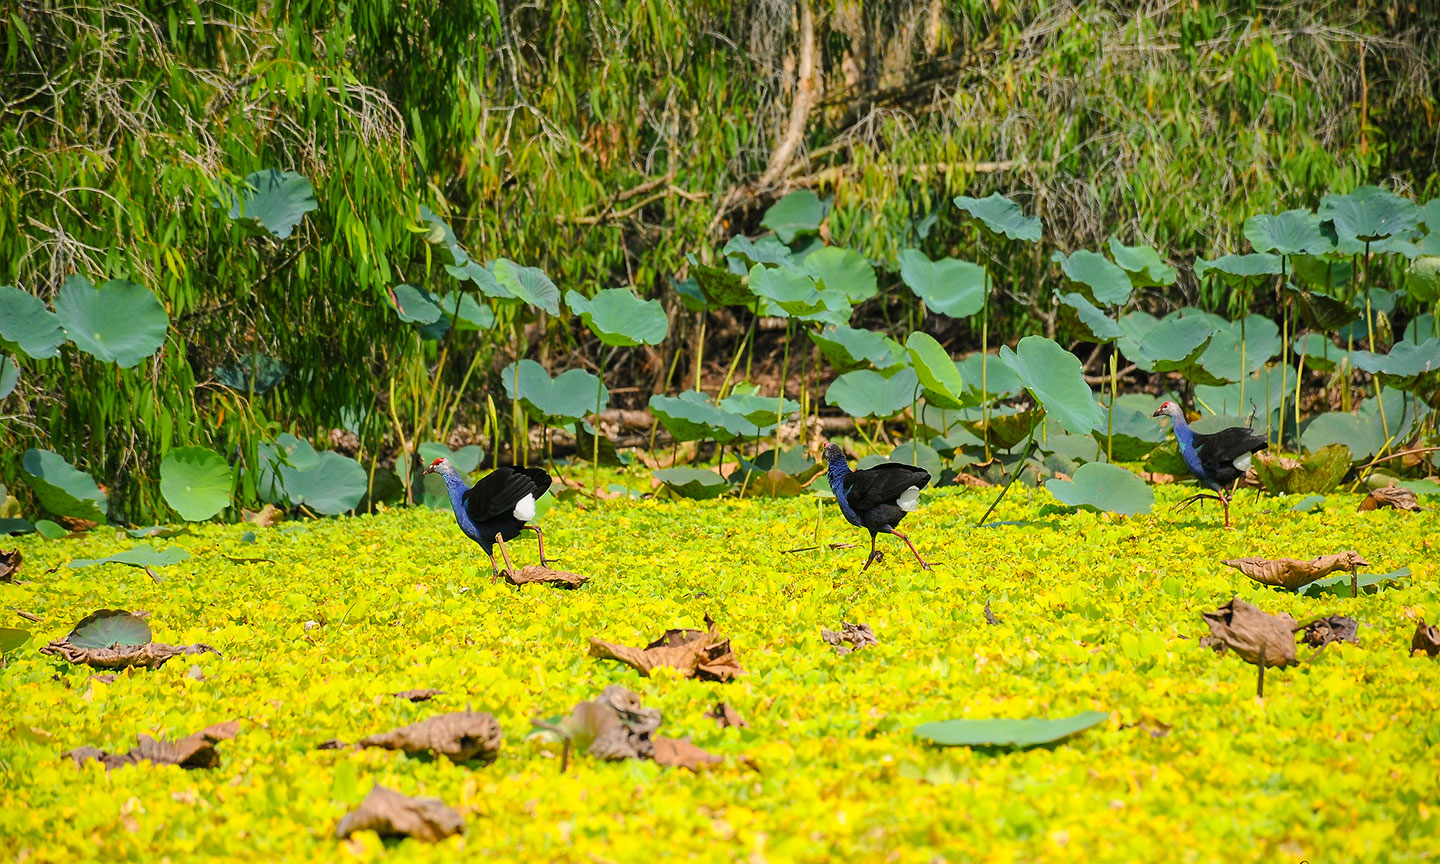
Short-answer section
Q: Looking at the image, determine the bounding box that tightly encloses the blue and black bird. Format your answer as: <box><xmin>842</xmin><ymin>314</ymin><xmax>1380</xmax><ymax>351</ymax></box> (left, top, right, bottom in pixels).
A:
<box><xmin>822</xmin><ymin>443</ymin><xmax>935</xmax><ymax>570</ymax></box>
<box><xmin>1152</xmin><ymin>401</ymin><xmax>1266</xmax><ymax>528</ymax></box>
<box><xmin>423</xmin><ymin>458</ymin><xmax>556</xmax><ymax>580</ymax></box>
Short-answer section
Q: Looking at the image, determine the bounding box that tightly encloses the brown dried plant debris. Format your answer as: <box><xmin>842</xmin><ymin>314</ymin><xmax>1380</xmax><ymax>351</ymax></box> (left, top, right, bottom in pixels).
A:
<box><xmin>357</xmin><ymin>711</ymin><xmax>503</xmax><ymax>763</ymax></box>
<box><xmin>242</xmin><ymin>504</ymin><xmax>285</xmax><ymax>526</ymax></box>
<box><xmin>531</xmin><ymin>685</ymin><xmax>723</xmax><ymax>769</ymax></box>
<box><xmin>652</xmin><ymin>736</ymin><xmax>725</xmax><ymax>771</ymax></box>
<box><xmin>0</xmin><ymin>548</ymin><xmax>20</xmax><ymax>582</ymax></box>
<box><xmin>589</xmin><ymin>615</ymin><xmax>742</xmax><ymax>681</ymax></box>
<box><xmin>1221</xmin><ymin>551</ymin><xmax>1369</xmax><ymax>591</ymax></box>
<box><xmin>392</xmin><ymin>689</ymin><xmax>443</xmax><ymax>702</ymax></box>
<box><xmin>66</xmin><ymin>721</ymin><xmax>239</xmax><ymax>771</ymax></box>
<box><xmin>1298</xmin><ymin>615</ymin><xmax>1360</xmax><ymax>647</ymax></box>
<box><xmin>821</xmin><ymin>621</ymin><xmax>878</xmax><ymax>655</ymax></box>
<box><xmin>505</xmin><ymin>565</ymin><xmax>588</xmax><ymax>589</ymax></box>
<box><xmin>1199</xmin><ymin>598</ymin><xmax>1296</xmax><ymax>667</ymax></box>
<box><xmin>335</xmin><ymin>785</ymin><xmax>464</xmax><ymax>843</ymax></box>
<box><xmin>40</xmin><ymin>639</ymin><xmax>220</xmax><ymax>670</ymax></box>
<box><xmin>704</xmin><ymin>702</ymin><xmax>749</xmax><ymax>729</ymax></box>
<box><xmin>1358</xmin><ymin>485</ymin><xmax>1423</xmax><ymax>512</ymax></box>
<box><xmin>1411</xmin><ymin>620</ymin><xmax>1440</xmax><ymax>657</ymax></box>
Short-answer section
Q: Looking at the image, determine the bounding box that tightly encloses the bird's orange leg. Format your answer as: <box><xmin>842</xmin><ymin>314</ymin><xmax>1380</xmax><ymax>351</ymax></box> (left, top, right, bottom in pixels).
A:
<box><xmin>861</xmin><ymin>534</ymin><xmax>882</xmax><ymax>571</ymax></box>
<box><xmin>1220</xmin><ymin>490</ymin><xmax>1232</xmax><ymax>529</ymax></box>
<box><xmin>891</xmin><ymin>530</ymin><xmax>936</xmax><ymax>571</ymax></box>
<box><xmin>524</xmin><ymin>525</ymin><xmax>559</xmax><ymax>567</ymax></box>
<box><xmin>1173</xmin><ymin>492</ymin><xmax>1222</xmax><ymax>513</ymax></box>
<box><xmin>493</xmin><ymin>532</ymin><xmax>516</xmax><ymax>583</ymax></box>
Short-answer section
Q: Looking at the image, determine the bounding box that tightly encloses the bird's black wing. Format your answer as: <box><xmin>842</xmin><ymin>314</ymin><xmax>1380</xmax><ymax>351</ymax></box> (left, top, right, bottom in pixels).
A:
<box><xmin>1192</xmin><ymin>426</ymin><xmax>1267</xmax><ymax>485</ymax></box>
<box><xmin>461</xmin><ymin>467</ymin><xmax>549</xmax><ymax>524</ymax></box>
<box><xmin>844</xmin><ymin>463</ymin><xmax>931</xmax><ymax>512</ymax></box>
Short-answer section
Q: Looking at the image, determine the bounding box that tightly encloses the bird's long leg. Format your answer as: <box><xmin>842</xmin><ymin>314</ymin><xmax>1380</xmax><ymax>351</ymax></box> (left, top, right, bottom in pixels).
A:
<box><xmin>524</xmin><ymin>525</ymin><xmax>559</xmax><ymax>567</ymax></box>
<box><xmin>861</xmin><ymin>533</ymin><xmax>882</xmax><ymax>571</ymax></box>
<box><xmin>485</xmin><ymin>551</ymin><xmax>499</xmax><ymax>581</ymax></box>
<box><xmin>890</xmin><ymin>530</ymin><xmax>936</xmax><ymax>571</ymax></box>
<box><xmin>1173</xmin><ymin>492</ymin><xmax>1222</xmax><ymax>513</ymax></box>
<box><xmin>1220</xmin><ymin>490</ymin><xmax>1232</xmax><ymax>529</ymax></box>
<box><xmin>493</xmin><ymin>532</ymin><xmax>516</xmax><ymax>583</ymax></box>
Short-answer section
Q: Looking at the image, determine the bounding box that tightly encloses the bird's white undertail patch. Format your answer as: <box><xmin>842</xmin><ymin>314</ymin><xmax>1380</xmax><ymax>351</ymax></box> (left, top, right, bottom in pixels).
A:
<box><xmin>513</xmin><ymin>493</ymin><xmax>536</xmax><ymax>521</ymax></box>
<box><xmin>897</xmin><ymin>486</ymin><xmax>921</xmax><ymax>512</ymax></box>
<box><xmin>1232</xmin><ymin>452</ymin><xmax>1253</xmax><ymax>472</ymax></box>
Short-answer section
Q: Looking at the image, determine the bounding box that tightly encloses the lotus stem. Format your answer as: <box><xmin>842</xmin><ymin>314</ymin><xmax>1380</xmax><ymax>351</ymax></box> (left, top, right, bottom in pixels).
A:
<box><xmin>1107</xmin><ymin>349</ymin><xmax>1117</xmax><ymax>463</ymax></box>
<box><xmin>977</xmin><ymin>408</ymin><xmax>1037</xmax><ymax>527</ymax></box>
<box><xmin>775</xmin><ymin>319</ymin><xmax>792</xmax><ymax>464</ymax></box>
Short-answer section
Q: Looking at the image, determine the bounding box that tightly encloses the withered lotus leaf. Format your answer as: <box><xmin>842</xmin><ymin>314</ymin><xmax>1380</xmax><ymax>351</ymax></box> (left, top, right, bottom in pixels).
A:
<box><xmin>1358</xmin><ymin>485</ymin><xmax>1422</xmax><ymax>512</ymax></box>
<box><xmin>652</xmin><ymin>736</ymin><xmax>723</xmax><ymax>770</ymax></box>
<box><xmin>1299</xmin><ymin>615</ymin><xmax>1360</xmax><ymax>647</ymax></box>
<box><xmin>66</xmin><ymin>720</ymin><xmax>239</xmax><ymax>771</ymax></box>
<box><xmin>1411</xmin><ymin>620</ymin><xmax>1440</xmax><ymax>657</ymax></box>
<box><xmin>40</xmin><ymin>639</ymin><xmax>220</xmax><ymax>670</ymax></box>
<box><xmin>357</xmin><ymin>711</ymin><xmax>502</xmax><ymax>763</ymax></box>
<box><xmin>0</xmin><ymin>548</ymin><xmax>20</xmax><ymax>582</ymax></box>
<box><xmin>335</xmin><ymin>785</ymin><xmax>464</xmax><ymax>843</ymax></box>
<box><xmin>1200</xmin><ymin>598</ymin><xmax>1296</xmax><ymax>667</ymax></box>
<box><xmin>392</xmin><ymin>689</ymin><xmax>443</xmax><ymax>702</ymax></box>
<box><xmin>1222</xmin><ymin>551</ymin><xmax>1369</xmax><ymax>591</ymax></box>
<box><xmin>821</xmin><ymin>621</ymin><xmax>878</xmax><ymax>655</ymax></box>
<box><xmin>505</xmin><ymin>564</ymin><xmax>588</xmax><ymax>588</ymax></box>
<box><xmin>704</xmin><ymin>702</ymin><xmax>748</xmax><ymax>729</ymax></box>
<box><xmin>589</xmin><ymin>618</ymin><xmax>742</xmax><ymax>681</ymax></box>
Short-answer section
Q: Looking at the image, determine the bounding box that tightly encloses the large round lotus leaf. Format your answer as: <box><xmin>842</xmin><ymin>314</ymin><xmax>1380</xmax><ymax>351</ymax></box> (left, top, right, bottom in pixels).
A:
<box><xmin>223</xmin><ymin>169</ymin><xmax>318</xmax><ymax>239</ymax></box>
<box><xmin>723</xmin><ymin>235</ymin><xmax>794</xmax><ymax>268</ymax></box>
<box><xmin>1114</xmin><ymin>311</ymin><xmax>1160</xmax><ymax>369</ymax></box>
<box><xmin>502</xmin><ymin>359</ymin><xmax>607</xmax><ymax>423</ymax></box>
<box><xmin>491</xmin><ymin>259</ymin><xmax>561</xmax><ymax>315</ymax></box>
<box><xmin>955</xmin><ymin>352</ymin><xmax>1022</xmax><ymax>400</ymax></box>
<box><xmin>648</xmin><ymin>392</ymin><xmax>746</xmax><ymax>443</ymax></box>
<box><xmin>788</xmin><ymin>285</ymin><xmax>852</xmax><ymax>328</ymax></box>
<box><xmin>883</xmin><ymin>441</ymin><xmax>944</xmax><ymax>479</ymax></box>
<box><xmin>748</xmin><ymin>264</ymin><xmax>825</xmax><ymax>318</ymax></box>
<box><xmin>64</xmin><ymin>610</ymin><xmax>151</xmax><ymax>650</ymax></box>
<box><xmin>68</xmin><ymin>545</ymin><xmax>191</xmax><ymax>569</ymax></box>
<box><xmin>389</xmin><ymin>284</ymin><xmax>443</xmax><ymax>324</ymax></box>
<box><xmin>739</xmin><ymin>447</ymin><xmax>824</xmax><ymax>483</ymax></box>
<box><xmin>1107</xmin><ymin>237</ymin><xmax>1177</xmax><ymax>287</ymax></box>
<box><xmin>1194</xmin><ymin>253</ymin><xmax>1283</xmax><ymax>283</ymax></box>
<box><xmin>998</xmin><ymin>336</ymin><xmax>1104</xmax><ymax>435</ymax></box>
<box><xmin>419</xmin><ymin>205</ymin><xmax>468</xmax><ymax>267</ymax></box>
<box><xmin>915</xmin><ymin>710</ymin><xmax>1108</xmax><ymax>748</ymax></box>
<box><xmin>1058</xmin><ymin>293</ymin><xmax>1120</xmax><ymax>342</ymax></box>
<box><xmin>1197</xmin><ymin>315</ymin><xmax>1281</xmax><ymax>382</ymax></box>
<box><xmin>21</xmin><ymin>448</ymin><xmax>106</xmax><ymax>522</ymax></box>
<box><xmin>1301</xmin><ymin>412</ymin><xmax>1385</xmax><ymax>462</ymax></box>
<box><xmin>905</xmin><ymin>332</ymin><xmax>969</xmax><ymax>410</ymax></box>
<box><xmin>1253</xmin><ymin>445</ymin><xmax>1351</xmax><ymax>495</ymax></box>
<box><xmin>0</xmin><ymin>627</ymin><xmax>31</xmax><ymax>654</ymax></box>
<box><xmin>1320</xmin><ymin>185</ymin><xmax>1419</xmax><ymax>243</ymax></box>
<box><xmin>1133</xmin><ymin>315</ymin><xmax>1213</xmax><ymax>373</ymax></box>
<box><xmin>0</xmin><ymin>355</ymin><xmax>17</xmax><ymax>399</ymax></box>
<box><xmin>1290</xmin><ymin>254</ymin><xmax>1353</xmax><ymax>291</ymax></box>
<box><xmin>1292</xmin><ymin>332</ymin><xmax>1339</xmax><ymax>372</ymax></box>
<box><xmin>280</xmin><ymin>451</ymin><xmax>368</xmax><ymax>515</ymax></box>
<box><xmin>761</xmin><ymin>190</ymin><xmax>826</xmax><ymax>243</ymax></box>
<box><xmin>54</xmin><ymin>275</ymin><xmax>169</xmax><ymax>368</ymax></box>
<box><xmin>896</xmin><ymin>249</ymin><xmax>987</xmax><ymax>318</ymax></box>
<box><xmin>808</xmin><ymin>325</ymin><xmax>906</xmax><ymax>372</ymax></box>
<box><xmin>1420</xmin><ymin>198</ymin><xmax>1440</xmax><ymax>233</ymax></box>
<box><xmin>1403</xmin><ymin>314</ymin><xmax>1437</xmax><ymax>344</ymax></box>
<box><xmin>1298</xmin><ymin>566</ymin><xmax>1410</xmax><ymax>598</ymax></box>
<box><xmin>1042</xmin><ymin>433</ymin><xmax>1103</xmax><ymax>465</ymax></box>
<box><xmin>825</xmin><ymin>368</ymin><xmax>918</xmax><ymax>419</ymax></box>
<box><xmin>1243</xmin><ymin>210</ymin><xmax>1335</xmax><ymax>255</ymax></box>
<box><xmin>687</xmin><ymin>258</ymin><xmax>752</xmax><ymax>307</ymax></box>
<box><xmin>1092</xmin><ymin>405</ymin><xmax>1167</xmax><ymax>461</ymax></box>
<box><xmin>160</xmin><ymin>447</ymin><xmax>234</xmax><ymax>521</ymax></box>
<box><xmin>1195</xmin><ymin>364</ymin><xmax>1289</xmax><ymax>418</ymax></box>
<box><xmin>1406</xmin><ymin>256</ymin><xmax>1440</xmax><ymax>302</ymax></box>
<box><xmin>653</xmin><ymin>467</ymin><xmax>730</xmax><ymax>500</ymax></box>
<box><xmin>446</xmin><ymin>260</ymin><xmax>509</xmax><ymax>299</ymax></box>
<box><xmin>953</xmin><ymin>193</ymin><xmax>1042</xmax><ymax>242</ymax></box>
<box><xmin>1046</xmin><ymin>462</ymin><xmax>1153</xmax><ymax>515</ymax></box>
<box><xmin>1051</xmin><ymin>249</ymin><xmax>1131</xmax><ymax>305</ymax></box>
<box><xmin>801</xmin><ymin>247</ymin><xmax>876</xmax><ymax>303</ymax></box>
<box><xmin>1361</xmin><ymin>338</ymin><xmax>1440</xmax><ymax>391</ymax></box>
<box><xmin>565</xmin><ymin>288</ymin><xmax>669</xmax><ymax>346</ymax></box>
<box><xmin>214</xmin><ymin>353</ymin><xmax>287</xmax><ymax>394</ymax></box>
<box><xmin>438</xmin><ymin>291</ymin><xmax>496</xmax><ymax>330</ymax></box>
<box><xmin>719</xmin><ymin>391</ymin><xmax>799</xmax><ymax>428</ymax></box>
<box><xmin>0</xmin><ymin>285</ymin><xmax>65</xmax><ymax>359</ymax></box>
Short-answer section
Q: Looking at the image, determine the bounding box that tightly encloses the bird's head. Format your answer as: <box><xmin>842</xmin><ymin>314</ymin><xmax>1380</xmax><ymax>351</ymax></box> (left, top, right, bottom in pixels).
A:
<box><xmin>422</xmin><ymin>457</ymin><xmax>451</xmax><ymax>476</ymax></box>
<box><xmin>822</xmin><ymin>443</ymin><xmax>848</xmax><ymax>463</ymax></box>
<box><xmin>1152</xmin><ymin>400</ymin><xmax>1183</xmax><ymax>421</ymax></box>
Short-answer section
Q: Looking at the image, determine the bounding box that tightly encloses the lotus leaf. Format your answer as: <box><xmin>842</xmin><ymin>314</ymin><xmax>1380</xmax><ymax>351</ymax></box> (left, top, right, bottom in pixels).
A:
<box><xmin>955</xmin><ymin>352</ymin><xmax>1022</xmax><ymax>400</ymax></box>
<box><xmin>825</xmin><ymin>368</ymin><xmax>918</xmax><ymax>419</ymax></box>
<box><xmin>64</xmin><ymin>610</ymin><xmax>152</xmax><ymax>650</ymax></box>
<box><xmin>1320</xmin><ymin>185</ymin><xmax>1419</xmax><ymax>243</ymax></box>
<box><xmin>1243</xmin><ymin>210</ymin><xmax>1335</xmax><ymax>255</ymax></box>
<box><xmin>687</xmin><ymin>258</ymin><xmax>752</xmax><ymax>307</ymax></box>
<box><xmin>760</xmin><ymin>190</ymin><xmax>826</xmax><ymax>243</ymax></box>
<box><xmin>1092</xmin><ymin>405</ymin><xmax>1167</xmax><ymax>461</ymax></box>
<box><xmin>897</xmin><ymin>249</ymin><xmax>987</xmax><ymax>318</ymax></box>
<box><xmin>68</xmin><ymin>546</ymin><xmax>192</xmax><ymax>570</ymax></box>
<box><xmin>0</xmin><ymin>355</ymin><xmax>17</xmax><ymax>399</ymax></box>
<box><xmin>953</xmin><ymin>193</ymin><xmax>1042</xmax><ymax>242</ymax></box>
<box><xmin>222</xmin><ymin>168</ymin><xmax>318</xmax><ymax>239</ymax></box>
<box><xmin>492</xmin><ymin>259</ymin><xmax>561</xmax><ymax>315</ymax></box>
<box><xmin>502</xmin><ymin>359</ymin><xmax>607</xmax><ymax>423</ymax></box>
<box><xmin>1406</xmin><ymin>256</ymin><xmax>1440</xmax><ymax>303</ymax></box>
<box><xmin>808</xmin><ymin>325</ymin><xmax>906</xmax><ymax>372</ymax></box>
<box><xmin>915</xmin><ymin>711</ymin><xmax>1108</xmax><ymax>748</ymax></box>
<box><xmin>21</xmin><ymin>448</ymin><xmax>106</xmax><ymax>522</ymax></box>
<box><xmin>390</xmin><ymin>284</ymin><xmax>443</xmax><ymax>324</ymax></box>
<box><xmin>54</xmin><ymin>275</ymin><xmax>169</xmax><ymax>368</ymax></box>
<box><xmin>1252</xmin><ymin>446</ymin><xmax>1352</xmax><ymax>495</ymax></box>
<box><xmin>1197</xmin><ymin>316</ymin><xmax>1281</xmax><ymax>382</ymax></box>
<box><xmin>905</xmin><ymin>332</ymin><xmax>969</xmax><ymax>410</ymax></box>
<box><xmin>999</xmin><ymin>336</ymin><xmax>1104</xmax><ymax>434</ymax></box>
<box><xmin>648</xmin><ymin>392</ymin><xmax>746</xmax><ymax>443</ymax></box>
<box><xmin>0</xmin><ymin>285</ymin><xmax>65</xmax><ymax>359</ymax></box>
<box><xmin>652</xmin><ymin>467</ymin><xmax>729</xmax><ymax>500</ymax></box>
<box><xmin>1058</xmin><ymin>293</ymin><xmax>1121</xmax><ymax>342</ymax></box>
<box><xmin>1107</xmin><ymin>237</ymin><xmax>1176</xmax><ymax>287</ymax></box>
<box><xmin>1194</xmin><ymin>253</ymin><xmax>1283</xmax><ymax>283</ymax></box>
<box><xmin>1052</xmin><ymin>249</ymin><xmax>1131</xmax><ymax>305</ymax></box>
<box><xmin>438</xmin><ymin>292</ymin><xmax>496</xmax><ymax>330</ymax></box>
<box><xmin>565</xmin><ymin>288</ymin><xmax>669</xmax><ymax>346</ymax></box>
<box><xmin>419</xmin><ymin>205</ymin><xmax>468</xmax><ymax>266</ymax></box>
<box><xmin>1301</xmin><ymin>413</ymin><xmax>1385</xmax><ymax>463</ymax></box>
<box><xmin>800</xmin><ymin>247</ymin><xmax>876</xmax><ymax>303</ymax></box>
<box><xmin>1290</xmin><ymin>254</ymin><xmax>1353</xmax><ymax>291</ymax></box>
<box><xmin>748</xmin><ymin>265</ymin><xmax>825</xmax><ymax>317</ymax></box>
<box><xmin>723</xmin><ymin>235</ymin><xmax>794</xmax><ymax>268</ymax></box>
<box><xmin>280</xmin><ymin>452</ymin><xmax>368</xmax><ymax>515</ymax></box>
<box><xmin>1293</xmin><ymin>332</ymin><xmax>1340</xmax><ymax>371</ymax></box>
<box><xmin>1131</xmin><ymin>315</ymin><xmax>1212</xmax><ymax>374</ymax></box>
<box><xmin>718</xmin><ymin>391</ymin><xmax>798</xmax><ymax>430</ymax></box>
<box><xmin>214</xmin><ymin>353</ymin><xmax>287</xmax><ymax>394</ymax></box>
<box><xmin>160</xmin><ymin>447</ymin><xmax>234</xmax><ymax>521</ymax></box>
<box><xmin>1046</xmin><ymin>462</ymin><xmax>1152</xmax><ymax>515</ymax></box>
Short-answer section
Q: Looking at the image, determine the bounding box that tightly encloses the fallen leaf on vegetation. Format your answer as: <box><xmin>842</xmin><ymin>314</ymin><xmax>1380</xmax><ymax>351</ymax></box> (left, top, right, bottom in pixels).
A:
<box><xmin>335</xmin><ymin>784</ymin><xmax>463</xmax><ymax>843</ymax></box>
<box><xmin>358</xmin><ymin>711</ymin><xmax>502</xmax><ymax>763</ymax></box>
<box><xmin>66</xmin><ymin>721</ymin><xmax>239</xmax><ymax>771</ymax></box>
<box><xmin>393</xmin><ymin>689</ymin><xmax>443</xmax><ymax>702</ymax></box>
<box><xmin>1199</xmin><ymin>598</ymin><xmax>1296</xmax><ymax>667</ymax></box>
<box><xmin>1252</xmin><ymin>445</ymin><xmax>1351</xmax><ymax>494</ymax></box>
<box><xmin>652</xmin><ymin>736</ymin><xmax>723</xmax><ymax>770</ymax></box>
<box><xmin>0</xmin><ymin>548</ymin><xmax>20</xmax><ymax>582</ymax></box>
<box><xmin>1221</xmin><ymin>551</ymin><xmax>1369</xmax><ymax>590</ymax></box>
<box><xmin>41</xmin><ymin>637</ymin><xmax>219</xmax><ymax>670</ymax></box>
<box><xmin>1411</xmin><ymin>620</ymin><xmax>1440</xmax><ymax>657</ymax></box>
<box><xmin>822</xmin><ymin>621</ymin><xmax>877</xmax><ymax>655</ymax></box>
<box><xmin>704</xmin><ymin>702</ymin><xmax>748</xmax><ymax>729</ymax></box>
<box><xmin>56</xmin><ymin>516</ymin><xmax>96</xmax><ymax>533</ymax></box>
<box><xmin>984</xmin><ymin>600</ymin><xmax>1000</xmax><ymax>625</ymax></box>
<box><xmin>242</xmin><ymin>504</ymin><xmax>284</xmax><ymax>526</ymax></box>
<box><xmin>1299</xmin><ymin>615</ymin><xmax>1359</xmax><ymax>647</ymax></box>
<box><xmin>505</xmin><ymin>564</ymin><xmax>588</xmax><ymax>588</ymax></box>
<box><xmin>589</xmin><ymin>616</ymin><xmax>742</xmax><ymax>681</ymax></box>
<box><xmin>531</xmin><ymin>684</ymin><xmax>662</xmax><ymax>762</ymax></box>
<box><xmin>317</xmin><ymin>738</ymin><xmax>347</xmax><ymax>750</ymax></box>
<box><xmin>915</xmin><ymin>711</ymin><xmax>1109</xmax><ymax>748</ymax></box>
<box><xmin>1359</xmin><ymin>485</ymin><xmax>1422</xmax><ymax>512</ymax></box>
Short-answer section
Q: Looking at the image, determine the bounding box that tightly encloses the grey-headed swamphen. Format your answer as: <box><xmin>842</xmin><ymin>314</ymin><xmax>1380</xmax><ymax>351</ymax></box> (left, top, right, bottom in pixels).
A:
<box><xmin>1153</xmin><ymin>401</ymin><xmax>1266</xmax><ymax>528</ymax></box>
<box><xmin>822</xmin><ymin>443</ymin><xmax>936</xmax><ymax>570</ymax></box>
<box><xmin>423</xmin><ymin>458</ymin><xmax>556</xmax><ymax>580</ymax></box>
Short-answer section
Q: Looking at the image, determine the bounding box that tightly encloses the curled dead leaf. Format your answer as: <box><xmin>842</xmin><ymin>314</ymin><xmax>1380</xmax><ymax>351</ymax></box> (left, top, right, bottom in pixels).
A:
<box><xmin>531</xmin><ymin>685</ymin><xmax>727</xmax><ymax>770</ymax></box>
<box><xmin>335</xmin><ymin>784</ymin><xmax>464</xmax><ymax>843</ymax></box>
<box><xmin>55</xmin><ymin>516</ymin><xmax>96</xmax><ymax>533</ymax></box>
<box><xmin>66</xmin><ymin>721</ymin><xmax>239</xmax><ymax>771</ymax></box>
<box><xmin>704</xmin><ymin>702</ymin><xmax>748</xmax><ymax>729</ymax></box>
<box><xmin>357</xmin><ymin>711</ymin><xmax>502</xmax><ymax>763</ymax></box>
<box><xmin>392</xmin><ymin>689</ymin><xmax>443</xmax><ymax>702</ymax></box>
<box><xmin>1221</xmin><ymin>551</ymin><xmax>1369</xmax><ymax>591</ymax></box>
<box><xmin>1410</xmin><ymin>620</ymin><xmax>1440</xmax><ymax>657</ymax></box>
<box><xmin>589</xmin><ymin>618</ymin><xmax>742</xmax><ymax>681</ymax></box>
<box><xmin>652</xmin><ymin>736</ymin><xmax>723</xmax><ymax>771</ymax></box>
<box><xmin>0</xmin><ymin>548</ymin><xmax>20</xmax><ymax>582</ymax></box>
<box><xmin>1358</xmin><ymin>485</ymin><xmax>1422</xmax><ymax>512</ymax></box>
<box><xmin>821</xmin><ymin>621</ymin><xmax>878</xmax><ymax>655</ymax></box>
<box><xmin>505</xmin><ymin>565</ymin><xmax>588</xmax><ymax>589</ymax></box>
<box><xmin>1298</xmin><ymin>615</ymin><xmax>1360</xmax><ymax>647</ymax></box>
<box><xmin>40</xmin><ymin>639</ymin><xmax>220</xmax><ymax>670</ymax></box>
<box><xmin>242</xmin><ymin>504</ymin><xmax>284</xmax><ymax>526</ymax></box>
<box><xmin>1199</xmin><ymin>598</ymin><xmax>1296</xmax><ymax>667</ymax></box>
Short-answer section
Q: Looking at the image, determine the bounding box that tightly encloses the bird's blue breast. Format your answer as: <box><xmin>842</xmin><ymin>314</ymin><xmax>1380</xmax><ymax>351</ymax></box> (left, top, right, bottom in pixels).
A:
<box><xmin>441</xmin><ymin>472</ymin><xmax>483</xmax><ymax>541</ymax></box>
<box><xmin>1169</xmin><ymin>422</ymin><xmax>1214</xmax><ymax>487</ymax></box>
<box><xmin>826</xmin><ymin>460</ymin><xmax>864</xmax><ymax>527</ymax></box>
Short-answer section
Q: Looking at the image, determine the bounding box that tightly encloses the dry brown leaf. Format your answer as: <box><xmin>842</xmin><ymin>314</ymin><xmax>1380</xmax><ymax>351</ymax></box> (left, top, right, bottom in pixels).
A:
<box><xmin>335</xmin><ymin>785</ymin><xmax>464</xmax><ymax>843</ymax></box>
<box><xmin>241</xmin><ymin>504</ymin><xmax>285</xmax><ymax>526</ymax></box>
<box><xmin>1221</xmin><ymin>551</ymin><xmax>1370</xmax><ymax>591</ymax></box>
<box><xmin>821</xmin><ymin>621</ymin><xmax>878</xmax><ymax>655</ymax></box>
<box><xmin>1410</xmin><ymin>620</ymin><xmax>1440</xmax><ymax>657</ymax></box>
<box><xmin>90</xmin><ymin>673</ymin><xmax>119</xmax><ymax>684</ymax></box>
<box><xmin>316</xmin><ymin>738</ymin><xmax>348</xmax><ymax>750</ymax></box>
<box><xmin>1299</xmin><ymin>615</ymin><xmax>1360</xmax><ymax>647</ymax></box>
<box><xmin>0</xmin><ymin>548</ymin><xmax>21</xmax><ymax>582</ymax></box>
<box><xmin>1359</xmin><ymin>485</ymin><xmax>1423</xmax><ymax>512</ymax></box>
<box><xmin>66</xmin><ymin>721</ymin><xmax>239</xmax><ymax>771</ymax></box>
<box><xmin>358</xmin><ymin>711</ymin><xmax>502</xmax><ymax>763</ymax></box>
<box><xmin>1199</xmin><ymin>598</ymin><xmax>1296</xmax><ymax>667</ymax></box>
<box><xmin>704</xmin><ymin>702</ymin><xmax>748</xmax><ymax>729</ymax></box>
<box><xmin>392</xmin><ymin>689</ymin><xmax>443</xmax><ymax>702</ymax></box>
<box><xmin>40</xmin><ymin>639</ymin><xmax>220</xmax><ymax>670</ymax></box>
<box><xmin>652</xmin><ymin>736</ymin><xmax>723</xmax><ymax>770</ymax></box>
<box><xmin>55</xmin><ymin>516</ymin><xmax>96</xmax><ymax>533</ymax></box>
<box><xmin>952</xmin><ymin>472</ymin><xmax>994</xmax><ymax>488</ymax></box>
<box><xmin>505</xmin><ymin>565</ymin><xmax>588</xmax><ymax>589</ymax></box>
<box><xmin>589</xmin><ymin>618</ymin><xmax>742</xmax><ymax>681</ymax></box>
